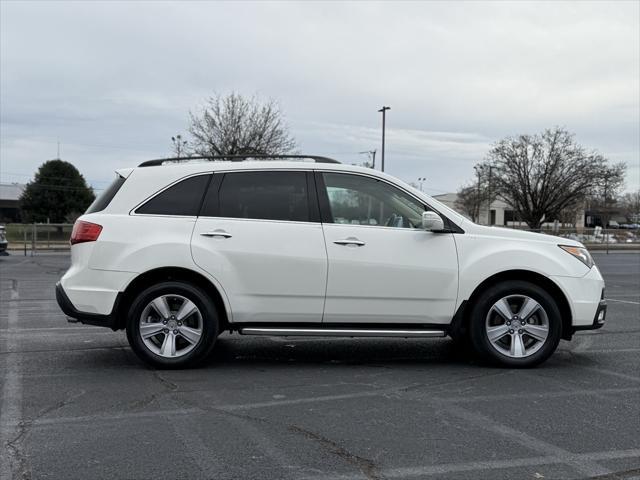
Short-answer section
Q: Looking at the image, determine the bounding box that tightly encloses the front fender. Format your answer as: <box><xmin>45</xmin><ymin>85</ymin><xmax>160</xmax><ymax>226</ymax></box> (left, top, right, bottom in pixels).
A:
<box><xmin>455</xmin><ymin>233</ymin><xmax>590</xmax><ymax>305</ymax></box>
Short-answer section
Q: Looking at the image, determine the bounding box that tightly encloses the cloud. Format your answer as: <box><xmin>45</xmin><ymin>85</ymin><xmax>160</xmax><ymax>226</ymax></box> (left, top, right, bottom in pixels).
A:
<box><xmin>1</xmin><ymin>1</ymin><xmax>638</xmax><ymax>192</ymax></box>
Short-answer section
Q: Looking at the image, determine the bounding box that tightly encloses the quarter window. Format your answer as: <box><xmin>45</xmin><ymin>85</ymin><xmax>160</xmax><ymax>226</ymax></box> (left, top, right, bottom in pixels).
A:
<box><xmin>135</xmin><ymin>174</ymin><xmax>211</xmax><ymax>216</ymax></box>
<box><xmin>322</xmin><ymin>173</ymin><xmax>425</xmax><ymax>228</ymax></box>
<box><xmin>215</xmin><ymin>171</ymin><xmax>310</xmax><ymax>222</ymax></box>
<box><xmin>86</xmin><ymin>174</ymin><xmax>126</xmax><ymax>214</ymax></box>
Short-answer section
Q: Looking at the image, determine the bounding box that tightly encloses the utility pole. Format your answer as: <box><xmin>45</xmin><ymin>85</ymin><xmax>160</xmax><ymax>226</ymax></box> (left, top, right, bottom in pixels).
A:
<box><xmin>487</xmin><ymin>165</ymin><xmax>494</xmax><ymax>225</ymax></box>
<box><xmin>418</xmin><ymin>177</ymin><xmax>427</xmax><ymax>192</ymax></box>
<box><xmin>358</xmin><ymin>150</ymin><xmax>377</xmax><ymax>169</ymax></box>
<box><xmin>474</xmin><ymin>165</ymin><xmax>482</xmax><ymax>223</ymax></box>
<box><xmin>474</xmin><ymin>164</ymin><xmax>494</xmax><ymax>225</ymax></box>
<box><xmin>603</xmin><ymin>174</ymin><xmax>609</xmax><ymax>254</ymax></box>
<box><xmin>171</xmin><ymin>135</ymin><xmax>188</xmax><ymax>157</ymax></box>
<box><xmin>378</xmin><ymin>106</ymin><xmax>390</xmax><ymax>172</ymax></box>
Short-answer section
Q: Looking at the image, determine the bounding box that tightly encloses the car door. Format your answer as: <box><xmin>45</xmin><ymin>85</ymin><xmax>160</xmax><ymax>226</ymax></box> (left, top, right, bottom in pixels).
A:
<box><xmin>191</xmin><ymin>170</ymin><xmax>328</xmax><ymax>324</ymax></box>
<box><xmin>317</xmin><ymin>171</ymin><xmax>459</xmax><ymax>325</ymax></box>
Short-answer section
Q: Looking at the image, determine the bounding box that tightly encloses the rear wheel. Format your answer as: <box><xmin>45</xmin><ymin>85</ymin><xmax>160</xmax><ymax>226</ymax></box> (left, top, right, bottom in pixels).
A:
<box><xmin>126</xmin><ymin>281</ymin><xmax>219</xmax><ymax>368</ymax></box>
<box><xmin>469</xmin><ymin>280</ymin><xmax>562</xmax><ymax>367</ymax></box>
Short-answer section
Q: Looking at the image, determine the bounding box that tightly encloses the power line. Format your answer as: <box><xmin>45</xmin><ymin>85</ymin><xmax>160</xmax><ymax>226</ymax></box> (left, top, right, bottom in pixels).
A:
<box><xmin>13</xmin><ymin>183</ymin><xmax>104</xmax><ymax>192</ymax></box>
<box><xmin>0</xmin><ymin>137</ymin><xmax>166</xmax><ymax>153</ymax></box>
<box><xmin>1</xmin><ymin>171</ymin><xmax>112</xmax><ymax>185</ymax></box>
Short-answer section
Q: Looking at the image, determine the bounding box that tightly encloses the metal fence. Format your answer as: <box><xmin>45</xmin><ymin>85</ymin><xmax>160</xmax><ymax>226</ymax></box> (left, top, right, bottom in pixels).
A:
<box><xmin>3</xmin><ymin>223</ymin><xmax>74</xmax><ymax>255</ymax></box>
<box><xmin>1</xmin><ymin>223</ymin><xmax>638</xmax><ymax>256</ymax></box>
<box><xmin>504</xmin><ymin>226</ymin><xmax>640</xmax><ymax>249</ymax></box>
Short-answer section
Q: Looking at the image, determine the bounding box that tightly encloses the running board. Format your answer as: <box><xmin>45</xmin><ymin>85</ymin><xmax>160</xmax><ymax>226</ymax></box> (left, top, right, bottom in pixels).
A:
<box><xmin>238</xmin><ymin>327</ymin><xmax>446</xmax><ymax>338</ymax></box>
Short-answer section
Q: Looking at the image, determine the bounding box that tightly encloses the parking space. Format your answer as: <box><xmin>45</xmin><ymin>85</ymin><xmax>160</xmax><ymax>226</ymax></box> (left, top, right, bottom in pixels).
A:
<box><xmin>1</xmin><ymin>252</ymin><xmax>639</xmax><ymax>480</ymax></box>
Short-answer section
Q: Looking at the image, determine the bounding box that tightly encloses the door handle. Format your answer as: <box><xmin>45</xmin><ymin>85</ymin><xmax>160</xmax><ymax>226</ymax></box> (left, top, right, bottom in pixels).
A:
<box><xmin>333</xmin><ymin>237</ymin><xmax>365</xmax><ymax>247</ymax></box>
<box><xmin>200</xmin><ymin>230</ymin><xmax>232</xmax><ymax>239</ymax></box>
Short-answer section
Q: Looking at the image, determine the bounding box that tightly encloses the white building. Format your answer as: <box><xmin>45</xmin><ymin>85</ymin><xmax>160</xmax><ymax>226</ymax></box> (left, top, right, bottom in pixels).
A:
<box><xmin>433</xmin><ymin>192</ymin><xmax>585</xmax><ymax>228</ymax></box>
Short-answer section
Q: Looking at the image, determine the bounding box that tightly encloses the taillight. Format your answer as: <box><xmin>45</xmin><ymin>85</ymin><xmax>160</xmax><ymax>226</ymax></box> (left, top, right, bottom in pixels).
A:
<box><xmin>70</xmin><ymin>221</ymin><xmax>103</xmax><ymax>245</ymax></box>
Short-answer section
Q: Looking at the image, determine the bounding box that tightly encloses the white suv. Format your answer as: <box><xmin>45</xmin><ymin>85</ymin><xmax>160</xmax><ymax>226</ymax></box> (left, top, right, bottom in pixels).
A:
<box><xmin>56</xmin><ymin>155</ymin><xmax>606</xmax><ymax>368</ymax></box>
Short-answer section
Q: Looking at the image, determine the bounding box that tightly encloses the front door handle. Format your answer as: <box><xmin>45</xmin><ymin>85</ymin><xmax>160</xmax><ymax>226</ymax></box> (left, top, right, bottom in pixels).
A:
<box><xmin>200</xmin><ymin>230</ymin><xmax>232</xmax><ymax>239</ymax></box>
<box><xmin>333</xmin><ymin>237</ymin><xmax>365</xmax><ymax>247</ymax></box>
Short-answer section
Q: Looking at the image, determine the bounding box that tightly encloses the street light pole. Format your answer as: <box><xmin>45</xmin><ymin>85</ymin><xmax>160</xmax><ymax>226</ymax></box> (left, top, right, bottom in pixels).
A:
<box><xmin>378</xmin><ymin>106</ymin><xmax>390</xmax><ymax>172</ymax></box>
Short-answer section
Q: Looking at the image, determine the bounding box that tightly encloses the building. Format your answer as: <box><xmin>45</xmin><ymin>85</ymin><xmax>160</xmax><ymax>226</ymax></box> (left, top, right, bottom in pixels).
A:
<box><xmin>0</xmin><ymin>183</ymin><xmax>25</xmax><ymax>222</ymax></box>
<box><xmin>433</xmin><ymin>192</ymin><xmax>585</xmax><ymax>228</ymax></box>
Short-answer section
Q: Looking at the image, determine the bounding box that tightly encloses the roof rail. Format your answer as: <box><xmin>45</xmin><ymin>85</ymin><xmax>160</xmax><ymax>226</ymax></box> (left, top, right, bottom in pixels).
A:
<box><xmin>138</xmin><ymin>154</ymin><xmax>340</xmax><ymax>167</ymax></box>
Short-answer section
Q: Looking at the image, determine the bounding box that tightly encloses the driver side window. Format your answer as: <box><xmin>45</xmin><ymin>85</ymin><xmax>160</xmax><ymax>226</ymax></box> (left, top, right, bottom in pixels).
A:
<box><xmin>322</xmin><ymin>172</ymin><xmax>426</xmax><ymax>228</ymax></box>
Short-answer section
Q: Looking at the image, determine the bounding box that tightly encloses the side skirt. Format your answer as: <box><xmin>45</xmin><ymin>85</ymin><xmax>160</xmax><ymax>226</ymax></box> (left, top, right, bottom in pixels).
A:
<box><xmin>231</xmin><ymin>323</ymin><xmax>449</xmax><ymax>338</ymax></box>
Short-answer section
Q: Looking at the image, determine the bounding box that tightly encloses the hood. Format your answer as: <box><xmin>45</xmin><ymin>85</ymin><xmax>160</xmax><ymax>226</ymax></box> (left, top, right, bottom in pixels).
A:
<box><xmin>465</xmin><ymin>223</ymin><xmax>583</xmax><ymax>247</ymax></box>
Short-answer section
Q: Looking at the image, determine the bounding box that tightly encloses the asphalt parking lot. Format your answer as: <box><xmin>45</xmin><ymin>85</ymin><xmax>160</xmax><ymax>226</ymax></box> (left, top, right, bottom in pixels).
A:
<box><xmin>1</xmin><ymin>252</ymin><xmax>639</xmax><ymax>480</ymax></box>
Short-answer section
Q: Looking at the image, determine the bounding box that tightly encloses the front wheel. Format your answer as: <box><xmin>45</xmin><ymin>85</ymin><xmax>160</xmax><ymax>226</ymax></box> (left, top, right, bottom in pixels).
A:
<box><xmin>126</xmin><ymin>281</ymin><xmax>219</xmax><ymax>369</ymax></box>
<box><xmin>469</xmin><ymin>280</ymin><xmax>562</xmax><ymax>367</ymax></box>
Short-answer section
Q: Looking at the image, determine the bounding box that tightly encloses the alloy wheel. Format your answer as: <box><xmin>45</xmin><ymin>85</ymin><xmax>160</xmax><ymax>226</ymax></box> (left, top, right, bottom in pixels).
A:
<box><xmin>485</xmin><ymin>294</ymin><xmax>549</xmax><ymax>358</ymax></box>
<box><xmin>139</xmin><ymin>294</ymin><xmax>203</xmax><ymax>358</ymax></box>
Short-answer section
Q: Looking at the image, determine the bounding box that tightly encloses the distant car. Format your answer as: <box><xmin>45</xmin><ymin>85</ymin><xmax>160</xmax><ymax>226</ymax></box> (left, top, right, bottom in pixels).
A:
<box><xmin>56</xmin><ymin>155</ymin><xmax>607</xmax><ymax>369</ymax></box>
<box><xmin>0</xmin><ymin>226</ymin><xmax>7</xmax><ymax>253</ymax></box>
<box><xmin>607</xmin><ymin>221</ymin><xmax>620</xmax><ymax>229</ymax></box>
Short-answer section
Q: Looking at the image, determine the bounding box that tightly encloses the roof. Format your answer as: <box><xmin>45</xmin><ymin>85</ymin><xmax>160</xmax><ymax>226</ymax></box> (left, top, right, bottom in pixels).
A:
<box><xmin>0</xmin><ymin>183</ymin><xmax>25</xmax><ymax>201</ymax></box>
<box><xmin>127</xmin><ymin>160</ymin><xmax>378</xmax><ymax>178</ymax></box>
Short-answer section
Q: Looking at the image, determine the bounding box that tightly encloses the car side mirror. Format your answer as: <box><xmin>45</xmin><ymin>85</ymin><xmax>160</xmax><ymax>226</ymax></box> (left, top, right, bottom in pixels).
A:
<box><xmin>422</xmin><ymin>211</ymin><xmax>445</xmax><ymax>232</ymax></box>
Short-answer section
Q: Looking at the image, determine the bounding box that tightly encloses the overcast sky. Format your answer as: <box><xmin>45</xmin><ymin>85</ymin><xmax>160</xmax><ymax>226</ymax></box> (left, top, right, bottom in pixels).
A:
<box><xmin>1</xmin><ymin>1</ymin><xmax>639</xmax><ymax>195</ymax></box>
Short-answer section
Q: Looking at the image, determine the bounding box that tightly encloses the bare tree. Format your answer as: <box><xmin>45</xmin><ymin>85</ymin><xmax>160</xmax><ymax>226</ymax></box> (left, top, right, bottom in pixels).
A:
<box><xmin>455</xmin><ymin>184</ymin><xmax>482</xmax><ymax>221</ymax></box>
<box><xmin>619</xmin><ymin>190</ymin><xmax>640</xmax><ymax>223</ymax></box>
<box><xmin>188</xmin><ymin>93</ymin><xmax>297</xmax><ymax>156</ymax></box>
<box><xmin>590</xmin><ymin>163</ymin><xmax>627</xmax><ymax>227</ymax></box>
<box><xmin>455</xmin><ymin>167</ymin><xmax>497</xmax><ymax>222</ymax></box>
<box><xmin>455</xmin><ymin>183</ymin><xmax>494</xmax><ymax>222</ymax></box>
<box><xmin>482</xmin><ymin>127</ymin><xmax>624</xmax><ymax>229</ymax></box>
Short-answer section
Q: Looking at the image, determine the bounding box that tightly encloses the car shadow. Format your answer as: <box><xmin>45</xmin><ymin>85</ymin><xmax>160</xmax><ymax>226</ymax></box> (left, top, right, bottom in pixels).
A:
<box><xmin>198</xmin><ymin>335</ymin><xmax>480</xmax><ymax>369</ymax></box>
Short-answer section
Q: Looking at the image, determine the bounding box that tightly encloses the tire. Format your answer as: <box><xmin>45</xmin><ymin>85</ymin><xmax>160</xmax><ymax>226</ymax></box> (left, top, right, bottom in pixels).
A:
<box><xmin>126</xmin><ymin>281</ymin><xmax>219</xmax><ymax>369</ymax></box>
<box><xmin>468</xmin><ymin>280</ymin><xmax>562</xmax><ymax>368</ymax></box>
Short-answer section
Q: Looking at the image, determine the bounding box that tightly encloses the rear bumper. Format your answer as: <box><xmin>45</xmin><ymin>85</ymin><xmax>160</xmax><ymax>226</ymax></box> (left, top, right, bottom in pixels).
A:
<box><xmin>55</xmin><ymin>282</ymin><xmax>122</xmax><ymax>330</ymax></box>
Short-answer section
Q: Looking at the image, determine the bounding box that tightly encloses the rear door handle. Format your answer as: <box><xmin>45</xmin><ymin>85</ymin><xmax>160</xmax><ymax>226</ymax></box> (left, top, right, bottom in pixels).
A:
<box><xmin>333</xmin><ymin>237</ymin><xmax>365</xmax><ymax>247</ymax></box>
<box><xmin>200</xmin><ymin>230</ymin><xmax>232</xmax><ymax>239</ymax></box>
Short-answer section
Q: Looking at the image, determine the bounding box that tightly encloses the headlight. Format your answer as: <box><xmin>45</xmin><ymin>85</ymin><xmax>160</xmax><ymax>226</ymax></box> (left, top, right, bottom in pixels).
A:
<box><xmin>559</xmin><ymin>245</ymin><xmax>594</xmax><ymax>269</ymax></box>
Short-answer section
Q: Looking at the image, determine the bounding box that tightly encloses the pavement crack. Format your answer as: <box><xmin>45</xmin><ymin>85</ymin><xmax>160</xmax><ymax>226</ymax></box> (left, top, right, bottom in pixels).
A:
<box><xmin>288</xmin><ymin>424</ymin><xmax>383</xmax><ymax>480</ymax></box>
<box><xmin>5</xmin><ymin>420</ymin><xmax>31</xmax><ymax>480</ymax></box>
<box><xmin>152</xmin><ymin>371</ymin><xmax>179</xmax><ymax>392</ymax></box>
<box><xmin>5</xmin><ymin>389</ymin><xmax>86</xmax><ymax>480</ymax></box>
<box><xmin>128</xmin><ymin>370</ymin><xmax>179</xmax><ymax>410</ymax></box>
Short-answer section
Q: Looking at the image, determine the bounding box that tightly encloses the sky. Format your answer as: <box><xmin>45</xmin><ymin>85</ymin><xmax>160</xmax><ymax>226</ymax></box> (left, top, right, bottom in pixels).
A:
<box><xmin>1</xmin><ymin>0</ymin><xmax>639</xmax><ymax>196</ymax></box>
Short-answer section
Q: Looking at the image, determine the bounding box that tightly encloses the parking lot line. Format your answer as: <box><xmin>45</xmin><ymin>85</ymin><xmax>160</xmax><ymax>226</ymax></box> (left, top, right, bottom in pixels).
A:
<box><xmin>4</xmin><ymin>385</ymin><xmax>637</xmax><ymax>430</ymax></box>
<box><xmin>0</xmin><ymin>296</ymin><xmax>25</xmax><ymax>479</ymax></box>
<box><xmin>300</xmin><ymin>448</ymin><xmax>640</xmax><ymax>480</ymax></box>
<box><xmin>607</xmin><ymin>298</ymin><xmax>640</xmax><ymax>305</ymax></box>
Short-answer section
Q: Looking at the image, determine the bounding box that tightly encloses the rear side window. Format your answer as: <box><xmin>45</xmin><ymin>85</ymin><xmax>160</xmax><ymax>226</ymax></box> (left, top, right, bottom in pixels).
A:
<box><xmin>135</xmin><ymin>174</ymin><xmax>211</xmax><ymax>216</ymax></box>
<box><xmin>205</xmin><ymin>171</ymin><xmax>310</xmax><ymax>222</ymax></box>
<box><xmin>86</xmin><ymin>174</ymin><xmax>126</xmax><ymax>214</ymax></box>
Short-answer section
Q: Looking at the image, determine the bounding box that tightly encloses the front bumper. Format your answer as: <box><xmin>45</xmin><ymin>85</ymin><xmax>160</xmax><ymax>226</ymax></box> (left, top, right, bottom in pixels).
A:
<box><xmin>55</xmin><ymin>282</ymin><xmax>122</xmax><ymax>330</ymax></box>
<box><xmin>551</xmin><ymin>265</ymin><xmax>606</xmax><ymax>328</ymax></box>
<box><xmin>572</xmin><ymin>297</ymin><xmax>607</xmax><ymax>333</ymax></box>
